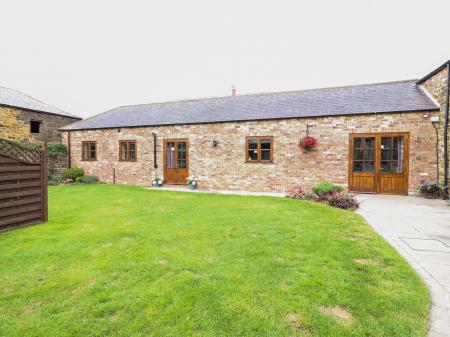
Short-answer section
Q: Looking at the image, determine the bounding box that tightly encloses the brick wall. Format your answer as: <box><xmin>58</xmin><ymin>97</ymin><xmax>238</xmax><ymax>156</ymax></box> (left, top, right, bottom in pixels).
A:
<box><xmin>62</xmin><ymin>111</ymin><xmax>438</xmax><ymax>193</ymax></box>
<box><xmin>420</xmin><ymin>68</ymin><xmax>449</xmax><ymax>185</ymax></box>
<box><xmin>0</xmin><ymin>105</ymin><xmax>78</xmax><ymax>142</ymax></box>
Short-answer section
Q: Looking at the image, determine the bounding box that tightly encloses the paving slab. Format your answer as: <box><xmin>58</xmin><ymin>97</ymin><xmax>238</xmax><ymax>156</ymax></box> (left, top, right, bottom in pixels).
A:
<box><xmin>357</xmin><ymin>194</ymin><xmax>450</xmax><ymax>337</ymax></box>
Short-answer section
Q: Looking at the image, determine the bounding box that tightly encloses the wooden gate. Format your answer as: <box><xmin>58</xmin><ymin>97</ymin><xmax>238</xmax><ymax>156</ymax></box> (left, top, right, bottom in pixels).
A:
<box><xmin>0</xmin><ymin>139</ymin><xmax>48</xmax><ymax>231</ymax></box>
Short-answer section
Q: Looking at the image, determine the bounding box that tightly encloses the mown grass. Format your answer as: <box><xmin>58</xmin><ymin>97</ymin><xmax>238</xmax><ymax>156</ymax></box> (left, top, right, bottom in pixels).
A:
<box><xmin>0</xmin><ymin>185</ymin><xmax>429</xmax><ymax>336</ymax></box>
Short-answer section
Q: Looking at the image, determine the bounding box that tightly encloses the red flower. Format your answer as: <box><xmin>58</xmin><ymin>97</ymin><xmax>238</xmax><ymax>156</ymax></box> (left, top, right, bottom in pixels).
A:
<box><xmin>299</xmin><ymin>136</ymin><xmax>317</xmax><ymax>150</ymax></box>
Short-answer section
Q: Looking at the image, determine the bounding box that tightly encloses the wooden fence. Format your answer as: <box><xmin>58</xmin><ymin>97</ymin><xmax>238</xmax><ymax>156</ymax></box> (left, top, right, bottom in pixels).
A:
<box><xmin>0</xmin><ymin>139</ymin><xmax>48</xmax><ymax>231</ymax></box>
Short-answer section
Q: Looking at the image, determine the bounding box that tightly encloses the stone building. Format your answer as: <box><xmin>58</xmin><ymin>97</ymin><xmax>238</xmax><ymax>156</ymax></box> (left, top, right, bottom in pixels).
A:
<box><xmin>0</xmin><ymin>86</ymin><xmax>81</xmax><ymax>142</ymax></box>
<box><xmin>61</xmin><ymin>61</ymin><xmax>450</xmax><ymax>196</ymax></box>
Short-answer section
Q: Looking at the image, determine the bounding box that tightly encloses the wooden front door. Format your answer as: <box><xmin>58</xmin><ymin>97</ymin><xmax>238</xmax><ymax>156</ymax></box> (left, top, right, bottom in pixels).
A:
<box><xmin>349</xmin><ymin>133</ymin><xmax>409</xmax><ymax>195</ymax></box>
<box><xmin>164</xmin><ymin>139</ymin><xmax>188</xmax><ymax>184</ymax></box>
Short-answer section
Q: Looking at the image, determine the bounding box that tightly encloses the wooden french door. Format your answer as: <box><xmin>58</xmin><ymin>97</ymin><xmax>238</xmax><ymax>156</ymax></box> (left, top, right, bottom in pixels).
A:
<box><xmin>349</xmin><ymin>133</ymin><xmax>409</xmax><ymax>195</ymax></box>
<box><xmin>163</xmin><ymin>139</ymin><xmax>189</xmax><ymax>184</ymax></box>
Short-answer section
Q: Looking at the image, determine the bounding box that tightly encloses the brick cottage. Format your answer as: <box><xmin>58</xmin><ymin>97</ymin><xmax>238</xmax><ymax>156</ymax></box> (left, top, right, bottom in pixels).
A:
<box><xmin>61</xmin><ymin>61</ymin><xmax>450</xmax><ymax>196</ymax></box>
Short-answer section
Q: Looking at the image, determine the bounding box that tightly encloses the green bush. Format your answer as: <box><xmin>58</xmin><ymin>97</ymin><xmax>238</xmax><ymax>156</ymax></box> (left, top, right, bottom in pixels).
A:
<box><xmin>48</xmin><ymin>142</ymin><xmax>67</xmax><ymax>156</ymax></box>
<box><xmin>64</xmin><ymin>167</ymin><xmax>84</xmax><ymax>180</ymax></box>
<box><xmin>75</xmin><ymin>175</ymin><xmax>99</xmax><ymax>184</ymax></box>
<box><xmin>14</xmin><ymin>140</ymin><xmax>67</xmax><ymax>156</ymax></box>
<box><xmin>312</xmin><ymin>182</ymin><xmax>343</xmax><ymax>197</ymax></box>
<box><xmin>14</xmin><ymin>139</ymin><xmax>42</xmax><ymax>151</ymax></box>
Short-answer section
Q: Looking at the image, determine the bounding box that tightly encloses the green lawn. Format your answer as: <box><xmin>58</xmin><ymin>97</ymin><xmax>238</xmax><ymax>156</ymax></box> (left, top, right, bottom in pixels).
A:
<box><xmin>0</xmin><ymin>185</ymin><xmax>429</xmax><ymax>337</ymax></box>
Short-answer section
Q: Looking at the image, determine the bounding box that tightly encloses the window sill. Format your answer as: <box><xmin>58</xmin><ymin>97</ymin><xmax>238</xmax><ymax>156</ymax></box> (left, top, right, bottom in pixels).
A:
<box><xmin>245</xmin><ymin>160</ymin><xmax>274</xmax><ymax>164</ymax></box>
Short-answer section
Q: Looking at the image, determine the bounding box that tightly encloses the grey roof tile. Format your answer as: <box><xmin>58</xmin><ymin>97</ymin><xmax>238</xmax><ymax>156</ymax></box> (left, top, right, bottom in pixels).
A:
<box><xmin>62</xmin><ymin>80</ymin><xmax>438</xmax><ymax>130</ymax></box>
<box><xmin>0</xmin><ymin>86</ymin><xmax>80</xmax><ymax>119</ymax></box>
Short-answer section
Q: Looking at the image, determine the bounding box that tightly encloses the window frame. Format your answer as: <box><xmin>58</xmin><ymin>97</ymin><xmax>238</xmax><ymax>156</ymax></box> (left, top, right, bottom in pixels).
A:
<box><xmin>245</xmin><ymin>136</ymin><xmax>274</xmax><ymax>163</ymax></box>
<box><xmin>30</xmin><ymin>120</ymin><xmax>41</xmax><ymax>134</ymax></box>
<box><xmin>119</xmin><ymin>140</ymin><xmax>137</xmax><ymax>162</ymax></box>
<box><xmin>81</xmin><ymin>141</ymin><xmax>97</xmax><ymax>161</ymax></box>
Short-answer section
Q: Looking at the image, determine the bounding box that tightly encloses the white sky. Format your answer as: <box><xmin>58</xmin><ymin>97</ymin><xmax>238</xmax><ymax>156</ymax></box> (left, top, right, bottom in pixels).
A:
<box><xmin>1</xmin><ymin>0</ymin><xmax>450</xmax><ymax>118</ymax></box>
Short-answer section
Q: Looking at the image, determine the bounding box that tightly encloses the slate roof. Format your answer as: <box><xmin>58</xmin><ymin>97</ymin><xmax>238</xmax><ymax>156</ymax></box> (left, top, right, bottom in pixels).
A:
<box><xmin>0</xmin><ymin>86</ymin><xmax>80</xmax><ymax>119</ymax></box>
<box><xmin>62</xmin><ymin>80</ymin><xmax>438</xmax><ymax>130</ymax></box>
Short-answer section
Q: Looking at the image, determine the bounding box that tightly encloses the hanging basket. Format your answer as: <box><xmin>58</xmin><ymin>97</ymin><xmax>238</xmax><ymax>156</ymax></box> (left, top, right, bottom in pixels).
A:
<box><xmin>299</xmin><ymin>136</ymin><xmax>318</xmax><ymax>151</ymax></box>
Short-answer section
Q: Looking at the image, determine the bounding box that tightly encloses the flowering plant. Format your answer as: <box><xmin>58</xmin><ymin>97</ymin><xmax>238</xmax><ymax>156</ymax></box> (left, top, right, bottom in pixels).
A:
<box><xmin>416</xmin><ymin>180</ymin><xmax>445</xmax><ymax>194</ymax></box>
<box><xmin>298</xmin><ymin>135</ymin><xmax>317</xmax><ymax>150</ymax></box>
<box><xmin>186</xmin><ymin>176</ymin><xmax>197</xmax><ymax>186</ymax></box>
<box><xmin>151</xmin><ymin>176</ymin><xmax>163</xmax><ymax>186</ymax></box>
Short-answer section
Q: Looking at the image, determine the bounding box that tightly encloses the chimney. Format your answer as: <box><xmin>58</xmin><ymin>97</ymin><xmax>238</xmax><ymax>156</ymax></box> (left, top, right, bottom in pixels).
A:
<box><xmin>231</xmin><ymin>85</ymin><xmax>236</xmax><ymax>96</ymax></box>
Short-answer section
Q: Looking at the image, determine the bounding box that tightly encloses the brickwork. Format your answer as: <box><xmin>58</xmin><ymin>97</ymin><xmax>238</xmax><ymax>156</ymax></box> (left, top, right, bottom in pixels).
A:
<box><xmin>420</xmin><ymin>68</ymin><xmax>449</xmax><ymax>185</ymax></box>
<box><xmin>0</xmin><ymin>106</ymin><xmax>78</xmax><ymax>142</ymax></box>
<box><xmin>62</xmin><ymin>111</ymin><xmax>438</xmax><ymax>193</ymax></box>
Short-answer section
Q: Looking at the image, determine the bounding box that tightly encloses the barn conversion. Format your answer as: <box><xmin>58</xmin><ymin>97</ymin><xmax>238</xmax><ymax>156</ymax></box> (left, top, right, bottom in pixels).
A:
<box><xmin>61</xmin><ymin>61</ymin><xmax>450</xmax><ymax>196</ymax></box>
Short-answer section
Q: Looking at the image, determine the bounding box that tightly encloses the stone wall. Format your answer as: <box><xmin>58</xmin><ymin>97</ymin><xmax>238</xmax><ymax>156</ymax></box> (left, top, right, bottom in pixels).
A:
<box><xmin>48</xmin><ymin>154</ymin><xmax>68</xmax><ymax>178</ymax></box>
<box><xmin>420</xmin><ymin>68</ymin><xmax>449</xmax><ymax>185</ymax></box>
<box><xmin>0</xmin><ymin>105</ymin><xmax>79</xmax><ymax>142</ymax></box>
<box><xmin>62</xmin><ymin>111</ymin><xmax>438</xmax><ymax>193</ymax></box>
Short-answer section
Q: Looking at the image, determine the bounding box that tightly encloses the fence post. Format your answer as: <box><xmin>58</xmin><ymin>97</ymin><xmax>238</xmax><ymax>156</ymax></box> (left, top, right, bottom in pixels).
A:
<box><xmin>42</xmin><ymin>142</ymin><xmax>48</xmax><ymax>222</ymax></box>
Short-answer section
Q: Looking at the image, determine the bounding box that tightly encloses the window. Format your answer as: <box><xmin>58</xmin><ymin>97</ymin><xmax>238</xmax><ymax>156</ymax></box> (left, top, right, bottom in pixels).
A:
<box><xmin>246</xmin><ymin>136</ymin><xmax>273</xmax><ymax>163</ymax></box>
<box><xmin>30</xmin><ymin>120</ymin><xmax>41</xmax><ymax>133</ymax></box>
<box><xmin>119</xmin><ymin>141</ymin><xmax>137</xmax><ymax>161</ymax></box>
<box><xmin>381</xmin><ymin>136</ymin><xmax>404</xmax><ymax>173</ymax></box>
<box><xmin>352</xmin><ymin>137</ymin><xmax>375</xmax><ymax>172</ymax></box>
<box><xmin>82</xmin><ymin>142</ymin><xmax>96</xmax><ymax>161</ymax></box>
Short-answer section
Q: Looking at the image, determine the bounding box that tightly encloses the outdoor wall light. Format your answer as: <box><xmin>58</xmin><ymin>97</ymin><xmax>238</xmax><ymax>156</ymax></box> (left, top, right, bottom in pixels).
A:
<box><xmin>212</xmin><ymin>139</ymin><xmax>219</xmax><ymax>147</ymax></box>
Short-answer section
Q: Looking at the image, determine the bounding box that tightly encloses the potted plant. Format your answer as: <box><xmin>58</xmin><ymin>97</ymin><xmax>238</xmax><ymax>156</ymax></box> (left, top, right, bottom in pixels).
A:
<box><xmin>186</xmin><ymin>176</ymin><xmax>197</xmax><ymax>190</ymax></box>
<box><xmin>299</xmin><ymin>135</ymin><xmax>318</xmax><ymax>151</ymax></box>
<box><xmin>151</xmin><ymin>176</ymin><xmax>163</xmax><ymax>188</ymax></box>
<box><xmin>416</xmin><ymin>180</ymin><xmax>445</xmax><ymax>199</ymax></box>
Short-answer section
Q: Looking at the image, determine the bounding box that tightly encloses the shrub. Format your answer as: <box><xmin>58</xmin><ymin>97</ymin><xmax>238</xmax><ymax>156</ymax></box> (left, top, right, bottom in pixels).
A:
<box><xmin>286</xmin><ymin>186</ymin><xmax>305</xmax><ymax>199</ymax></box>
<box><xmin>48</xmin><ymin>142</ymin><xmax>67</xmax><ymax>156</ymax></box>
<box><xmin>75</xmin><ymin>175</ymin><xmax>99</xmax><ymax>184</ymax></box>
<box><xmin>312</xmin><ymin>182</ymin><xmax>343</xmax><ymax>197</ymax></box>
<box><xmin>327</xmin><ymin>192</ymin><xmax>360</xmax><ymax>210</ymax></box>
<box><xmin>64</xmin><ymin>167</ymin><xmax>84</xmax><ymax>180</ymax></box>
<box><xmin>14</xmin><ymin>139</ymin><xmax>42</xmax><ymax>151</ymax></box>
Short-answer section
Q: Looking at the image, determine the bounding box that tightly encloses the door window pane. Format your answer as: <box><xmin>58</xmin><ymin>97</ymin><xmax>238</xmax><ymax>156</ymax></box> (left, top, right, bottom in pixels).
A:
<box><xmin>365</xmin><ymin>138</ymin><xmax>375</xmax><ymax>149</ymax></box>
<box><xmin>381</xmin><ymin>136</ymin><xmax>404</xmax><ymax>173</ymax></box>
<box><xmin>352</xmin><ymin>137</ymin><xmax>375</xmax><ymax>172</ymax></box>
<box><xmin>353</xmin><ymin>161</ymin><xmax>363</xmax><ymax>172</ymax></box>
<box><xmin>363</xmin><ymin>161</ymin><xmax>374</xmax><ymax>172</ymax></box>
<box><xmin>353</xmin><ymin>149</ymin><xmax>363</xmax><ymax>160</ymax></box>
<box><xmin>166</xmin><ymin>142</ymin><xmax>175</xmax><ymax>168</ymax></box>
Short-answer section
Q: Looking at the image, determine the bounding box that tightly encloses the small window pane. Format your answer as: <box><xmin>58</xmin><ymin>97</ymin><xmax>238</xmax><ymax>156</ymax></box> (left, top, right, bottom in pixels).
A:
<box><xmin>381</xmin><ymin>137</ymin><xmax>392</xmax><ymax>149</ymax></box>
<box><xmin>381</xmin><ymin>149</ymin><xmax>391</xmax><ymax>161</ymax></box>
<box><xmin>248</xmin><ymin>149</ymin><xmax>258</xmax><ymax>161</ymax></box>
<box><xmin>353</xmin><ymin>161</ymin><xmax>363</xmax><ymax>172</ymax></box>
<box><xmin>261</xmin><ymin>150</ymin><xmax>271</xmax><ymax>161</ymax></box>
<box><xmin>129</xmin><ymin>151</ymin><xmax>136</xmax><ymax>161</ymax></box>
<box><xmin>261</xmin><ymin>140</ymin><xmax>271</xmax><ymax>150</ymax></box>
<box><xmin>365</xmin><ymin>137</ymin><xmax>375</xmax><ymax>149</ymax></box>
<box><xmin>366</xmin><ymin>149</ymin><xmax>375</xmax><ymax>161</ymax></box>
<box><xmin>248</xmin><ymin>140</ymin><xmax>258</xmax><ymax>149</ymax></box>
<box><xmin>353</xmin><ymin>149</ymin><xmax>363</xmax><ymax>160</ymax></box>
<box><xmin>381</xmin><ymin>161</ymin><xmax>391</xmax><ymax>172</ymax></box>
<box><xmin>354</xmin><ymin>138</ymin><xmax>362</xmax><ymax>148</ymax></box>
<box><xmin>363</xmin><ymin>161</ymin><xmax>374</xmax><ymax>172</ymax></box>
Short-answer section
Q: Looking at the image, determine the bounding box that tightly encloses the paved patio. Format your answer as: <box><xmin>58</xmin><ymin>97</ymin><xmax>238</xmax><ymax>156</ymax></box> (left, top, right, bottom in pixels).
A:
<box><xmin>357</xmin><ymin>194</ymin><xmax>450</xmax><ymax>337</ymax></box>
